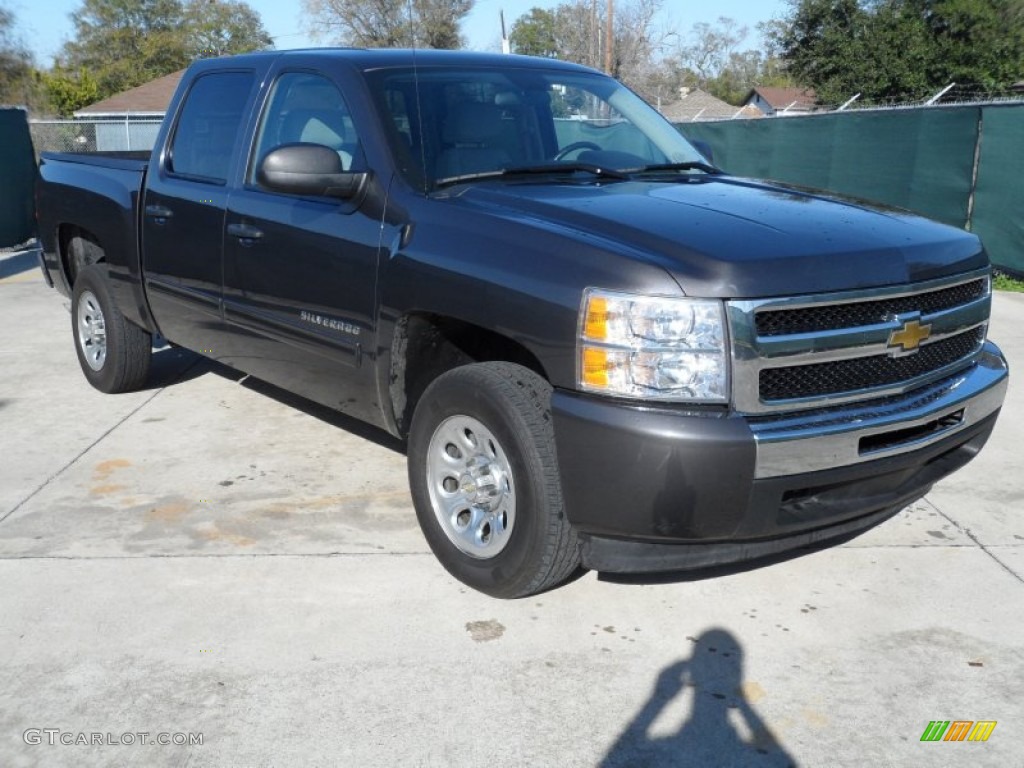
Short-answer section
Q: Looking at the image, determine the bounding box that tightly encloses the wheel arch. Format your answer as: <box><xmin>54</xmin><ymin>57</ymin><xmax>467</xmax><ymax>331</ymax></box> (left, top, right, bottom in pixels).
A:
<box><xmin>388</xmin><ymin>312</ymin><xmax>550</xmax><ymax>438</ymax></box>
<box><xmin>59</xmin><ymin>225</ymin><xmax>106</xmax><ymax>288</ymax></box>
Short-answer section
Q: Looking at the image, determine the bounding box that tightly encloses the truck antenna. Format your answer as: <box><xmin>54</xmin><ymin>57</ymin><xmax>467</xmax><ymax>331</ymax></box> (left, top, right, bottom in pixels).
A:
<box><xmin>406</xmin><ymin>0</ymin><xmax>429</xmax><ymax>193</ymax></box>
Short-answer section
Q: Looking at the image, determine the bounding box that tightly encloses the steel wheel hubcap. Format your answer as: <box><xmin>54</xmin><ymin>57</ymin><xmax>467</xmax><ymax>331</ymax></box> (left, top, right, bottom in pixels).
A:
<box><xmin>77</xmin><ymin>290</ymin><xmax>107</xmax><ymax>371</ymax></box>
<box><xmin>426</xmin><ymin>415</ymin><xmax>516</xmax><ymax>559</ymax></box>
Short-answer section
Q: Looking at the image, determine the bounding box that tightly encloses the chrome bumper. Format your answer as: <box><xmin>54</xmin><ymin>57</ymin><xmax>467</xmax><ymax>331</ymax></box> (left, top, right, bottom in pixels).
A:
<box><xmin>751</xmin><ymin>342</ymin><xmax>1008</xmax><ymax>479</ymax></box>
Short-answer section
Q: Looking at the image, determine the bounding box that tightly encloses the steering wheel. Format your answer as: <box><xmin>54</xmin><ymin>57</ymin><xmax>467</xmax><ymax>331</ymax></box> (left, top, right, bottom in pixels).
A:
<box><xmin>554</xmin><ymin>141</ymin><xmax>601</xmax><ymax>161</ymax></box>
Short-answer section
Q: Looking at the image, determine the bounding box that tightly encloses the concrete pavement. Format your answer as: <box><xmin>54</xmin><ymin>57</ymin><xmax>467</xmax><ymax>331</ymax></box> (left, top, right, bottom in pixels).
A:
<box><xmin>1</xmin><ymin>248</ymin><xmax>1022</xmax><ymax>767</ymax></box>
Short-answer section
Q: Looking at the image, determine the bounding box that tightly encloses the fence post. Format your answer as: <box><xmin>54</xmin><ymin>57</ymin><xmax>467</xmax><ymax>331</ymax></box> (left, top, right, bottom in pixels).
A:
<box><xmin>965</xmin><ymin>108</ymin><xmax>984</xmax><ymax>231</ymax></box>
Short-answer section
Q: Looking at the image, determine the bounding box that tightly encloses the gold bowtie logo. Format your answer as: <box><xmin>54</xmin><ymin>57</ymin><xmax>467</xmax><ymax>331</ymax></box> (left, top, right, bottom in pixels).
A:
<box><xmin>888</xmin><ymin>319</ymin><xmax>932</xmax><ymax>354</ymax></box>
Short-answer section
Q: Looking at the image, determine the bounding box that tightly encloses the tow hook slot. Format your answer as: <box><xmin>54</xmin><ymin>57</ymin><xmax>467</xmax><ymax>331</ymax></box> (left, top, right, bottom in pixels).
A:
<box><xmin>859</xmin><ymin>409</ymin><xmax>965</xmax><ymax>455</ymax></box>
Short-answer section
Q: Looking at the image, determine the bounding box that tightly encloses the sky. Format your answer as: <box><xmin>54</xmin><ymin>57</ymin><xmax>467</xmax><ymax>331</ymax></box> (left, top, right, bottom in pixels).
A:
<box><xmin>7</xmin><ymin>0</ymin><xmax>789</xmax><ymax>66</ymax></box>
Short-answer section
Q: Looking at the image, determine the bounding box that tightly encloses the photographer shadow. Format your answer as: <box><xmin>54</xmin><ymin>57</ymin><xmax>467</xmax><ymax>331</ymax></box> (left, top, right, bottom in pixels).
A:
<box><xmin>601</xmin><ymin>628</ymin><xmax>798</xmax><ymax>768</ymax></box>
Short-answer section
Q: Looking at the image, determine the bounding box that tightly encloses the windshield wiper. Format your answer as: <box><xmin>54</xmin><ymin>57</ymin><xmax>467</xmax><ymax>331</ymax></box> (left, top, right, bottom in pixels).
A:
<box><xmin>501</xmin><ymin>162</ymin><xmax>631</xmax><ymax>180</ymax></box>
<box><xmin>434</xmin><ymin>162</ymin><xmax>630</xmax><ymax>188</ymax></box>
<box><xmin>625</xmin><ymin>161</ymin><xmax>721</xmax><ymax>176</ymax></box>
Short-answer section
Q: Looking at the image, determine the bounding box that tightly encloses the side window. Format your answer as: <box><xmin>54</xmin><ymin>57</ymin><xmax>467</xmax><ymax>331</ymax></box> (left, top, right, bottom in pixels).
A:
<box><xmin>384</xmin><ymin>89</ymin><xmax>413</xmax><ymax>153</ymax></box>
<box><xmin>169</xmin><ymin>72</ymin><xmax>253</xmax><ymax>183</ymax></box>
<box><xmin>250</xmin><ymin>72</ymin><xmax>362</xmax><ymax>185</ymax></box>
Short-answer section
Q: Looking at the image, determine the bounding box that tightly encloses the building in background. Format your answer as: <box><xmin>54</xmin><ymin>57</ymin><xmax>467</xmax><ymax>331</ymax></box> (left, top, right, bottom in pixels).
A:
<box><xmin>72</xmin><ymin>70</ymin><xmax>184</xmax><ymax>151</ymax></box>
<box><xmin>743</xmin><ymin>86</ymin><xmax>818</xmax><ymax>116</ymax></box>
<box><xmin>658</xmin><ymin>87</ymin><xmax>762</xmax><ymax>123</ymax></box>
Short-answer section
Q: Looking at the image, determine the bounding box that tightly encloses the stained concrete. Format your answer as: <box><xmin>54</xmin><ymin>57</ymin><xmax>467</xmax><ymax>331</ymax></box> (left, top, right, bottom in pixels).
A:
<box><xmin>2</xmin><ymin>248</ymin><xmax>1022</xmax><ymax>767</ymax></box>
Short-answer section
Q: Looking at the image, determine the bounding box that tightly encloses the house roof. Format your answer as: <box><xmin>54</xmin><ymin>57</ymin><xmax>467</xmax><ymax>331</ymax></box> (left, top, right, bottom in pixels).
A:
<box><xmin>75</xmin><ymin>70</ymin><xmax>186</xmax><ymax>116</ymax></box>
<box><xmin>745</xmin><ymin>86</ymin><xmax>818</xmax><ymax>111</ymax></box>
<box><xmin>659</xmin><ymin>88</ymin><xmax>761</xmax><ymax>122</ymax></box>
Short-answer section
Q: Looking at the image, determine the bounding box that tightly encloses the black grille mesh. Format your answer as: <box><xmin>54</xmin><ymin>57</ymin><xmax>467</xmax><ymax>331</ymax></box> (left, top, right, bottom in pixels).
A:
<box><xmin>759</xmin><ymin>327</ymin><xmax>985</xmax><ymax>401</ymax></box>
<box><xmin>755</xmin><ymin>279</ymin><xmax>987</xmax><ymax>337</ymax></box>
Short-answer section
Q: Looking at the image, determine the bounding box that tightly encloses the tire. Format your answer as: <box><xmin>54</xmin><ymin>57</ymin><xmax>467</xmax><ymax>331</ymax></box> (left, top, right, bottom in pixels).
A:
<box><xmin>408</xmin><ymin>362</ymin><xmax>581</xmax><ymax>598</ymax></box>
<box><xmin>71</xmin><ymin>264</ymin><xmax>152</xmax><ymax>393</ymax></box>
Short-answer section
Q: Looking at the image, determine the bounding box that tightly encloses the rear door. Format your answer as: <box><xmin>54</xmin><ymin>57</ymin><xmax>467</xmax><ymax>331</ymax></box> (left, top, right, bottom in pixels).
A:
<box><xmin>220</xmin><ymin>68</ymin><xmax>385</xmax><ymax>423</ymax></box>
<box><xmin>142</xmin><ymin>69</ymin><xmax>257</xmax><ymax>351</ymax></box>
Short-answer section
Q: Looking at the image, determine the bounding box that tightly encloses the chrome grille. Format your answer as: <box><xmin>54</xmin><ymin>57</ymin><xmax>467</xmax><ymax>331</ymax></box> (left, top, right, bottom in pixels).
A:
<box><xmin>755</xmin><ymin>279</ymin><xmax>987</xmax><ymax>336</ymax></box>
<box><xmin>727</xmin><ymin>270</ymin><xmax>992</xmax><ymax>414</ymax></box>
<box><xmin>759</xmin><ymin>327</ymin><xmax>985</xmax><ymax>401</ymax></box>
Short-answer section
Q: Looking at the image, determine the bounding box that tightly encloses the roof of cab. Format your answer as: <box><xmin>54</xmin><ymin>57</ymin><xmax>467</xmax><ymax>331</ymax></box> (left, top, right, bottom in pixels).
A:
<box><xmin>186</xmin><ymin>48</ymin><xmax>599</xmax><ymax>75</ymax></box>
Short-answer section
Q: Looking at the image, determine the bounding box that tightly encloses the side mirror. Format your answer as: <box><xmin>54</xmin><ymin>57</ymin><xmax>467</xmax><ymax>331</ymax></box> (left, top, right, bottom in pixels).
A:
<box><xmin>257</xmin><ymin>143</ymin><xmax>368</xmax><ymax>200</ymax></box>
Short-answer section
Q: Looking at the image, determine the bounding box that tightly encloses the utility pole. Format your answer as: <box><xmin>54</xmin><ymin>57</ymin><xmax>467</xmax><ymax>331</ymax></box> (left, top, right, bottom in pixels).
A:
<box><xmin>590</xmin><ymin>0</ymin><xmax>597</xmax><ymax>69</ymax></box>
<box><xmin>604</xmin><ymin>0</ymin><xmax>614</xmax><ymax>74</ymax></box>
<box><xmin>500</xmin><ymin>10</ymin><xmax>510</xmax><ymax>54</ymax></box>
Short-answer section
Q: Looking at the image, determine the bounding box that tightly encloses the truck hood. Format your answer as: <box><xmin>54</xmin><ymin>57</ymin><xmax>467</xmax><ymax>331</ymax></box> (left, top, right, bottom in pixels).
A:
<box><xmin>445</xmin><ymin>176</ymin><xmax>987</xmax><ymax>298</ymax></box>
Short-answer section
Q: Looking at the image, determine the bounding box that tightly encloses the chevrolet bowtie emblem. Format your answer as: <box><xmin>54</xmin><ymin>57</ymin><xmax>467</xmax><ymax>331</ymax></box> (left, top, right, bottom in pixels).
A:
<box><xmin>888</xmin><ymin>319</ymin><xmax>932</xmax><ymax>355</ymax></box>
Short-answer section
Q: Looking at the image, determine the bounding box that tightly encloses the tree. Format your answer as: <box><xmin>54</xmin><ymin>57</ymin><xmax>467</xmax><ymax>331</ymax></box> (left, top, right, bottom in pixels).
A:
<box><xmin>303</xmin><ymin>0</ymin><xmax>410</xmax><ymax>47</ymax></box>
<box><xmin>613</xmin><ymin>0</ymin><xmax>668</xmax><ymax>95</ymax></box>
<box><xmin>303</xmin><ymin>0</ymin><xmax>474</xmax><ymax>48</ymax></box>
<box><xmin>768</xmin><ymin>0</ymin><xmax>1024</xmax><ymax>104</ymax></box>
<box><xmin>509</xmin><ymin>8</ymin><xmax>558</xmax><ymax>58</ymax></box>
<box><xmin>1</xmin><ymin>4</ymin><xmax>34</xmax><ymax>104</ymax></box>
<box><xmin>678</xmin><ymin>16</ymin><xmax>748</xmax><ymax>86</ymax></box>
<box><xmin>644</xmin><ymin>17</ymin><xmax>793</xmax><ymax>106</ymax></box>
<box><xmin>58</xmin><ymin>0</ymin><xmax>272</xmax><ymax>101</ymax></box>
<box><xmin>61</xmin><ymin>0</ymin><xmax>186</xmax><ymax>97</ymax></box>
<box><xmin>509</xmin><ymin>3</ymin><xmax>789</xmax><ymax>105</ymax></box>
<box><xmin>922</xmin><ymin>0</ymin><xmax>1024</xmax><ymax>91</ymax></box>
<box><xmin>184</xmin><ymin>0</ymin><xmax>273</xmax><ymax>58</ymax></box>
<box><xmin>510</xmin><ymin>0</ymin><xmax>666</xmax><ymax>95</ymax></box>
<box><xmin>416</xmin><ymin>0</ymin><xmax>474</xmax><ymax>49</ymax></box>
<box><xmin>706</xmin><ymin>50</ymin><xmax>793</xmax><ymax>104</ymax></box>
<box><xmin>41</xmin><ymin>67</ymin><xmax>100</xmax><ymax>115</ymax></box>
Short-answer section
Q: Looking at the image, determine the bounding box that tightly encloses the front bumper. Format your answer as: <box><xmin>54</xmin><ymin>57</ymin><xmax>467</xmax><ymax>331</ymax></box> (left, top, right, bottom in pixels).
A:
<box><xmin>551</xmin><ymin>342</ymin><xmax>1008</xmax><ymax>573</ymax></box>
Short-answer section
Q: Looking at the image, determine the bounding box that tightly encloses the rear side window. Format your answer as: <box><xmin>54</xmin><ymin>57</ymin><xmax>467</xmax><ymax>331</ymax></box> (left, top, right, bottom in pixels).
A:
<box><xmin>169</xmin><ymin>72</ymin><xmax>253</xmax><ymax>183</ymax></box>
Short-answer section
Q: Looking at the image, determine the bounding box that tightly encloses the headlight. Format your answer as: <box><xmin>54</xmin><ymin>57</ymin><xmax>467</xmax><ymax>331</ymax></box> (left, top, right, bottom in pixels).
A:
<box><xmin>578</xmin><ymin>289</ymin><xmax>729</xmax><ymax>402</ymax></box>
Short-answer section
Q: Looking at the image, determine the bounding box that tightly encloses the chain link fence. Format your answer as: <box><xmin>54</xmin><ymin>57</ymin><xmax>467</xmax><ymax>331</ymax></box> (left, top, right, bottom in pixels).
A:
<box><xmin>29</xmin><ymin>117</ymin><xmax>163</xmax><ymax>155</ymax></box>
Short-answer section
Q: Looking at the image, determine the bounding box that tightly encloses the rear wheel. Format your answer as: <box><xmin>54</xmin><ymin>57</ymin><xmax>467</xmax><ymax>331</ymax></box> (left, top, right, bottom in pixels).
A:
<box><xmin>71</xmin><ymin>264</ymin><xmax>152</xmax><ymax>393</ymax></box>
<box><xmin>408</xmin><ymin>362</ymin><xmax>580</xmax><ymax>598</ymax></box>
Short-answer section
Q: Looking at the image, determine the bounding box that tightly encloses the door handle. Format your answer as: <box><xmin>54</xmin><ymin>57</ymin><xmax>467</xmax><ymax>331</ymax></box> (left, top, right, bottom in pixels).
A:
<box><xmin>145</xmin><ymin>205</ymin><xmax>174</xmax><ymax>224</ymax></box>
<box><xmin>227</xmin><ymin>223</ymin><xmax>264</xmax><ymax>243</ymax></box>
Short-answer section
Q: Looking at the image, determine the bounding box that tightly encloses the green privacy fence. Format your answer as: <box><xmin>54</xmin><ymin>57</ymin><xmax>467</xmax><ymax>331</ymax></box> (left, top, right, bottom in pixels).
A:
<box><xmin>0</xmin><ymin>108</ymin><xmax>36</xmax><ymax>248</ymax></box>
<box><xmin>678</xmin><ymin>104</ymin><xmax>1024</xmax><ymax>275</ymax></box>
<box><xmin>971</xmin><ymin>107</ymin><xmax>1024</xmax><ymax>276</ymax></box>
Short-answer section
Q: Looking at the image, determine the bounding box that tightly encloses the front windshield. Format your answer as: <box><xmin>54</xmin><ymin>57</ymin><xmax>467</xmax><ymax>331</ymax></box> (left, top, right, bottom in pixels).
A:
<box><xmin>366</xmin><ymin>65</ymin><xmax>706</xmax><ymax>190</ymax></box>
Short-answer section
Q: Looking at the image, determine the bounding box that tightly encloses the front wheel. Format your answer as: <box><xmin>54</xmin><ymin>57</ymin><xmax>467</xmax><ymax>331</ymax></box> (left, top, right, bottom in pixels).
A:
<box><xmin>408</xmin><ymin>363</ymin><xmax>580</xmax><ymax>598</ymax></box>
<box><xmin>71</xmin><ymin>264</ymin><xmax>152</xmax><ymax>393</ymax></box>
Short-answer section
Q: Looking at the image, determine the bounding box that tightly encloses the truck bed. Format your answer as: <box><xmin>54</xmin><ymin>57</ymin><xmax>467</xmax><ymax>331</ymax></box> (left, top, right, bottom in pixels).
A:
<box><xmin>36</xmin><ymin>150</ymin><xmax>150</xmax><ymax>329</ymax></box>
<box><xmin>39</xmin><ymin>151</ymin><xmax>150</xmax><ymax>171</ymax></box>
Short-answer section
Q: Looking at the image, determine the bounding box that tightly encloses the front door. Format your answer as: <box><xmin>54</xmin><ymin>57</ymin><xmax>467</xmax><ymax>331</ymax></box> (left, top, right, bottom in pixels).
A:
<box><xmin>220</xmin><ymin>70</ymin><xmax>384</xmax><ymax>424</ymax></box>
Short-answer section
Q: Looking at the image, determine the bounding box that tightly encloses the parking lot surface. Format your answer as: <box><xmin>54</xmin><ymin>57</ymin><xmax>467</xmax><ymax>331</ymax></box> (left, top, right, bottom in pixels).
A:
<box><xmin>1</xmin><ymin>248</ymin><xmax>1022</xmax><ymax>767</ymax></box>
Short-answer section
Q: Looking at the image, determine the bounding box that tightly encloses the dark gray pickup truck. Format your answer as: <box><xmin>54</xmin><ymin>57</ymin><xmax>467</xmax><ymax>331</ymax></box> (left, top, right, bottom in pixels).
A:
<box><xmin>36</xmin><ymin>49</ymin><xmax>1008</xmax><ymax>597</ymax></box>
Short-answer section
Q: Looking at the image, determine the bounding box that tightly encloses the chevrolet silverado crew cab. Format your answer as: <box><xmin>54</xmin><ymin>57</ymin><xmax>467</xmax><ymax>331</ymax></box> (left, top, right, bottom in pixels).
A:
<box><xmin>36</xmin><ymin>50</ymin><xmax>1008</xmax><ymax>597</ymax></box>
